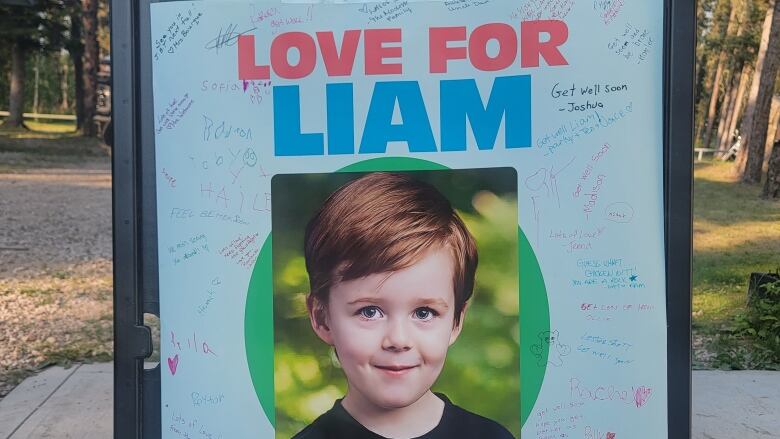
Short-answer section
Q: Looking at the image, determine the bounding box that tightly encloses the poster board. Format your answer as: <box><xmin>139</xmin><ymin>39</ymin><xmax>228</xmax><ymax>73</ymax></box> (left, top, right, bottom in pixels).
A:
<box><xmin>111</xmin><ymin>0</ymin><xmax>695</xmax><ymax>438</ymax></box>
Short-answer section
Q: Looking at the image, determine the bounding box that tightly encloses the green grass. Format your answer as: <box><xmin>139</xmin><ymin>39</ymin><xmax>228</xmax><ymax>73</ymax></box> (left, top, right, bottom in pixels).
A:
<box><xmin>23</xmin><ymin>120</ymin><xmax>78</xmax><ymax>133</ymax></box>
<box><xmin>693</xmin><ymin>161</ymin><xmax>780</xmax><ymax>366</ymax></box>
<box><xmin>0</xmin><ymin>121</ymin><xmax>107</xmax><ymax>171</ymax></box>
<box><xmin>0</xmin><ymin>119</ymin><xmax>77</xmax><ymax>135</ymax></box>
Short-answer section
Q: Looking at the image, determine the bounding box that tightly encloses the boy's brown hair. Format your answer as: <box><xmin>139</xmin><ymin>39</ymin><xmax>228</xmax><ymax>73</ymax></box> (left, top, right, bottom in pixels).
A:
<box><xmin>304</xmin><ymin>172</ymin><xmax>478</xmax><ymax>326</ymax></box>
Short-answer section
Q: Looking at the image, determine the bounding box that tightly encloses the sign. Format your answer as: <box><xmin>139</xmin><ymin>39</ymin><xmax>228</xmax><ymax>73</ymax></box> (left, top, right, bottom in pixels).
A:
<box><xmin>110</xmin><ymin>0</ymin><xmax>692</xmax><ymax>437</ymax></box>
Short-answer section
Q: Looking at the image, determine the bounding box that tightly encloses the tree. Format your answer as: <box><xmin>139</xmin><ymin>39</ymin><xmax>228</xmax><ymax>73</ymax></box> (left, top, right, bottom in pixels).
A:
<box><xmin>0</xmin><ymin>1</ymin><xmax>67</xmax><ymax>128</ymax></box>
<box><xmin>58</xmin><ymin>0</ymin><xmax>103</xmax><ymax>136</ymax></box>
<box><xmin>81</xmin><ymin>0</ymin><xmax>98</xmax><ymax>136</ymax></box>
<box><xmin>717</xmin><ymin>64</ymin><xmax>752</xmax><ymax>152</ymax></box>
<box><xmin>715</xmin><ymin>0</ymin><xmax>755</xmax><ymax>153</ymax></box>
<box><xmin>59</xmin><ymin>51</ymin><xmax>70</xmax><ymax>112</ymax></box>
<box><xmin>7</xmin><ymin>39</ymin><xmax>27</xmax><ymax>127</ymax></box>
<box><xmin>702</xmin><ymin>2</ymin><xmax>740</xmax><ymax>149</ymax></box>
<box><xmin>695</xmin><ymin>0</ymin><xmax>734</xmax><ymax>143</ymax></box>
<box><xmin>764</xmin><ymin>139</ymin><xmax>780</xmax><ymax>197</ymax></box>
<box><xmin>738</xmin><ymin>0</ymin><xmax>780</xmax><ymax>183</ymax></box>
<box><xmin>695</xmin><ymin>0</ymin><xmax>718</xmax><ymax>87</ymax></box>
<box><xmin>67</xmin><ymin>4</ymin><xmax>85</xmax><ymax>129</ymax></box>
<box><xmin>1</xmin><ymin>6</ymin><xmax>41</xmax><ymax>127</ymax></box>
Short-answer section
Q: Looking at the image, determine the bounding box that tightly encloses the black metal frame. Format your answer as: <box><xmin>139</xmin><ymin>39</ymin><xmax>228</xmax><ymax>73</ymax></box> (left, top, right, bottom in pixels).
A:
<box><xmin>112</xmin><ymin>0</ymin><xmax>160</xmax><ymax>437</ymax></box>
<box><xmin>663</xmin><ymin>1</ymin><xmax>695</xmax><ymax>438</ymax></box>
<box><xmin>111</xmin><ymin>1</ymin><xmax>695</xmax><ymax>438</ymax></box>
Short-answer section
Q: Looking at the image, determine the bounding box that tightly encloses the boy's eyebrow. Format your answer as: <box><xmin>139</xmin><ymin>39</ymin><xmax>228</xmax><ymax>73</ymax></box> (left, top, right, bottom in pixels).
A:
<box><xmin>345</xmin><ymin>297</ymin><xmax>450</xmax><ymax>309</ymax></box>
<box><xmin>347</xmin><ymin>297</ymin><xmax>383</xmax><ymax>305</ymax></box>
<box><xmin>416</xmin><ymin>298</ymin><xmax>450</xmax><ymax>309</ymax></box>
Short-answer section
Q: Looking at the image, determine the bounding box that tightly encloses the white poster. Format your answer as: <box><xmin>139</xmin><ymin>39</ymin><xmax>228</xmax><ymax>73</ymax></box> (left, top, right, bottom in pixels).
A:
<box><xmin>150</xmin><ymin>1</ymin><xmax>667</xmax><ymax>437</ymax></box>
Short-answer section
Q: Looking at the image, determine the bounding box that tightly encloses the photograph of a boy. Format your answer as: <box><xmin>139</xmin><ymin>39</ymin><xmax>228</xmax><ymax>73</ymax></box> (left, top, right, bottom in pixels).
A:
<box><xmin>292</xmin><ymin>172</ymin><xmax>515</xmax><ymax>439</ymax></box>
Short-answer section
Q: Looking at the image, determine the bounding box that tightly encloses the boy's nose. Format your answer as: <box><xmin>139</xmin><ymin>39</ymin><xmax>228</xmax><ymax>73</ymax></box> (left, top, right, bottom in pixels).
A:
<box><xmin>382</xmin><ymin>319</ymin><xmax>412</xmax><ymax>352</ymax></box>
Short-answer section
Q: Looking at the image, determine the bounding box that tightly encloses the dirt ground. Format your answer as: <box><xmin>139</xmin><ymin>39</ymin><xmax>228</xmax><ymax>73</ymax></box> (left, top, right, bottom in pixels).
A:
<box><xmin>0</xmin><ymin>133</ymin><xmax>114</xmax><ymax>399</ymax></box>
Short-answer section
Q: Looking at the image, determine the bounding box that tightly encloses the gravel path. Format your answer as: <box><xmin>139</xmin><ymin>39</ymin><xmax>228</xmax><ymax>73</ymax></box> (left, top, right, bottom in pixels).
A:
<box><xmin>0</xmin><ymin>166</ymin><xmax>112</xmax><ymax>276</ymax></box>
<box><xmin>0</xmin><ymin>154</ymin><xmax>114</xmax><ymax>399</ymax></box>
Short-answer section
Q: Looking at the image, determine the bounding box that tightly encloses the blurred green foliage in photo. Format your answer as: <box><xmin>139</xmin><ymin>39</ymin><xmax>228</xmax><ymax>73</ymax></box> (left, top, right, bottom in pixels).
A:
<box><xmin>271</xmin><ymin>170</ymin><xmax>520</xmax><ymax>438</ymax></box>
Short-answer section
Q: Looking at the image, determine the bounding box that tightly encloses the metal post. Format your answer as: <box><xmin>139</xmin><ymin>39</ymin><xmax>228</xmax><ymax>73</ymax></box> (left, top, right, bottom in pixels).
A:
<box><xmin>664</xmin><ymin>0</ymin><xmax>695</xmax><ymax>438</ymax></box>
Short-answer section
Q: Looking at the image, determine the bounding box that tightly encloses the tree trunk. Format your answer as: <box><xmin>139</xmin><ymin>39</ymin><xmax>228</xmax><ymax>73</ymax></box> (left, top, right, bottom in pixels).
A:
<box><xmin>720</xmin><ymin>64</ymin><xmax>751</xmax><ymax>152</ymax></box>
<box><xmin>716</xmin><ymin>67</ymin><xmax>739</xmax><ymax>152</ymax></box>
<box><xmin>81</xmin><ymin>0</ymin><xmax>99</xmax><ymax>137</ymax></box>
<box><xmin>765</xmin><ymin>96</ymin><xmax>780</xmax><ymax>168</ymax></box>
<box><xmin>695</xmin><ymin>0</ymin><xmax>733</xmax><ymax>143</ymax></box>
<box><xmin>715</xmin><ymin>75</ymin><xmax>735</xmax><ymax>151</ymax></box>
<box><xmin>702</xmin><ymin>3</ymin><xmax>740</xmax><ymax>149</ymax></box>
<box><xmin>32</xmin><ymin>53</ymin><xmax>40</xmax><ymax>115</ymax></box>
<box><xmin>69</xmin><ymin>10</ymin><xmax>85</xmax><ymax>130</ymax></box>
<box><xmin>715</xmin><ymin>0</ymin><xmax>749</xmax><ymax>154</ymax></box>
<box><xmin>697</xmin><ymin>55</ymin><xmax>725</xmax><ymax>143</ymax></box>
<box><xmin>741</xmin><ymin>0</ymin><xmax>780</xmax><ymax>184</ymax></box>
<box><xmin>60</xmin><ymin>52</ymin><xmax>70</xmax><ymax>112</ymax></box>
<box><xmin>702</xmin><ymin>60</ymin><xmax>726</xmax><ymax>148</ymax></box>
<box><xmin>6</xmin><ymin>39</ymin><xmax>27</xmax><ymax>128</ymax></box>
<box><xmin>763</xmin><ymin>139</ymin><xmax>780</xmax><ymax>198</ymax></box>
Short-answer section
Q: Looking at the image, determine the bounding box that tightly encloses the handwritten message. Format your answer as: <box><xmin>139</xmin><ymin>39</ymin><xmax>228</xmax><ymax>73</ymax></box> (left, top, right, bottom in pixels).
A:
<box><xmin>510</xmin><ymin>0</ymin><xmax>575</xmax><ymax>20</ymax></box>
<box><xmin>219</xmin><ymin>233</ymin><xmax>261</xmax><ymax>269</ymax></box>
<box><xmin>537</xmin><ymin>103</ymin><xmax>633</xmax><ymax>156</ymax></box>
<box><xmin>550</xmin><ymin>82</ymin><xmax>628</xmax><ymax>113</ymax></box>
<box><xmin>169</xmin><ymin>411</ymin><xmax>223</xmax><ymax>439</ymax></box>
<box><xmin>156</xmin><ymin>94</ymin><xmax>194</xmax><ymax>134</ymax></box>
<box><xmin>577</xmin><ymin>332</ymin><xmax>634</xmax><ymax>366</ymax></box>
<box><xmin>548</xmin><ymin>226</ymin><xmax>606</xmax><ymax>253</ymax></box>
<box><xmin>570</xmin><ymin>377</ymin><xmax>653</xmax><ymax>408</ymax></box>
<box><xmin>608</xmin><ymin>23</ymin><xmax>653</xmax><ymax>64</ymax></box>
<box><xmin>168</xmin><ymin>233</ymin><xmax>209</xmax><ymax>266</ymax></box>
<box><xmin>154</xmin><ymin>7</ymin><xmax>204</xmax><ymax>61</ymax></box>
<box><xmin>594</xmin><ymin>0</ymin><xmax>624</xmax><ymax>24</ymax></box>
<box><xmin>445</xmin><ymin>0</ymin><xmax>490</xmax><ymax>12</ymax></box>
<box><xmin>572</xmin><ymin>258</ymin><xmax>645</xmax><ymax>290</ymax></box>
<box><xmin>534</xmin><ymin>400</ymin><xmax>585</xmax><ymax>439</ymax></box>
<box><xmin>580</xmin><ymin>302</ymin><xmax>656</xmax><ymax>322</ymax></box>
<box><xmin>197</xmin><ymin>277</ymin><xmax>222</xmax><ymax>316</ymax></box>
<box><xmin>358</xmin><ymin>1</ymin><xmax>413</xmax><ymax>23</ymax></box>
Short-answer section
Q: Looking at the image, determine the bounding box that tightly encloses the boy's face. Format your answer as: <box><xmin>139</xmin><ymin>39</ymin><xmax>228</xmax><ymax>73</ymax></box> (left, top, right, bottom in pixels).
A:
<box><xmin>310</xmin><ymin>247</ymin><xmax>464</xmax><ymax>410</ymax></box>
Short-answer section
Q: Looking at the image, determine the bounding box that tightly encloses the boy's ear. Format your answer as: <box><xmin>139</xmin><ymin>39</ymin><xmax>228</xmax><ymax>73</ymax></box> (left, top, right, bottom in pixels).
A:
<box><xmin>448</xmin><ymin>303</ymin><xmax>469</xmax><ymax>346</ymax></box>
<box><xmin>307</xmin><ymin>294</ymin><xmax>333</xmax><ymax>345</ymax></box>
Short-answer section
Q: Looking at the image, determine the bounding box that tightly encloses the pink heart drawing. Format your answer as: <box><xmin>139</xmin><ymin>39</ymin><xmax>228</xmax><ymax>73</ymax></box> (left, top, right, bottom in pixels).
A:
<box><xmin>168</xmin><ymin>354</ymin><xmax>179</xmax><ymax>375</ymax></box>
<box><xmin>607</xmin><ymin>433</ymin><xmax>616</xmax><ymax>439</ymax></box>
<box><xmin>634</xmin><ymin>386</ymin><xmax>653</xmax><ymax>407</ymax></box>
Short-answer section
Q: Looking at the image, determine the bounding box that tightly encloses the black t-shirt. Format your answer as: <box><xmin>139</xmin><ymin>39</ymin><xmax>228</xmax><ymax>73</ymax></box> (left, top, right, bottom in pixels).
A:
<box><xmin>292</xmin><ymin>394</ymin><xmax>515</xmax><ymax>439</ymax></box>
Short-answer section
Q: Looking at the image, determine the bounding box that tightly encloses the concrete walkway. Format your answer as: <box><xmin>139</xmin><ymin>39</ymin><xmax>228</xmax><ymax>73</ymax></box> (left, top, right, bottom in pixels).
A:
<box><xmin>0</xmin><ymin>365</ymin><xmax>777</xmax><ymax>438</ymax></box>
<box><xmin>693</xmin><ymin>370</ymin><xmax>780</xmax><ymax>438</ymax></box>
<box><xmin>0</xmin><ymin>364</ymin><xmax>111</xmax><ymax>439</ymax></box>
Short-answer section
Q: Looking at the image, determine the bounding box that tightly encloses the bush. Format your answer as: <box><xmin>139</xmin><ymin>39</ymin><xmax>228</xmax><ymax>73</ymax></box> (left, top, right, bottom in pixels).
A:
<box><xmin>713</xmin><ymin>279</ymin><xmax>780</xmax><ymax>370</ymax></box>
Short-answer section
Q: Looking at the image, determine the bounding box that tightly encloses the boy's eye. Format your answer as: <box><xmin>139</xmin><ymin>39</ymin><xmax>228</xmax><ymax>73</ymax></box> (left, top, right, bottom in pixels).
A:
<box><xmin>358</xmin><ymin>306</ymin><xmax>384</xmax><ymax>320</ymax></box>
<box><xmin>413</xmin><ymin>307</ymin><xmax>438</xmax><ymax>321</ymax></box>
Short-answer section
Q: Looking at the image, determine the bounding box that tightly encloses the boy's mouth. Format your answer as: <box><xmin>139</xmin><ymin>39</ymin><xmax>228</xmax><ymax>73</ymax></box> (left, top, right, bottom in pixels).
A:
<box><xmin>374</xmin><ymin>364</ymin><xmax>418</xmax><ymax>376</ymax></box>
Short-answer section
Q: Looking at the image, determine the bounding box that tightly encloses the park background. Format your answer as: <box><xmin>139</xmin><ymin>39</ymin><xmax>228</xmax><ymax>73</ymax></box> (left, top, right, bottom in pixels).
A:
<box><xmin>0</xmin><ymin>0</ymin><xmax>779</xmax><ymax>436</ymax></box>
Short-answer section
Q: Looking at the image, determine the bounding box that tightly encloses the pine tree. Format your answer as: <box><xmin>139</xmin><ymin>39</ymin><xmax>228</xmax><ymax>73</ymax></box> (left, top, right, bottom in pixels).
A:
<box><xmin>81</xmin><ymin>0</ymin><xmax>98</xmax><ymax>136</ymax></box>
<box><xmin>0</xmin><ymin>1</ymin><xmax>68</xmax><ymax>127</ymax></box>
<box><xmin>739</xmin><ymin>0</ymin><xmax>780</xmax><ymax>183</ymax></box>
<box><xmin>696</xmin><ymin>0</ymin><xmax>734</xmax><ymax>143</ymax></box>
<box><xmin>702</xmin><ymin>2</ymin><xmax>741</xmax><ymax>149</ymax></box>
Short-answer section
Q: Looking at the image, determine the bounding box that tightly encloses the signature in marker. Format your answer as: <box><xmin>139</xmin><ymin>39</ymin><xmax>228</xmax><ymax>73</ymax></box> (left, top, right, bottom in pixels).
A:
<box><xmin>205</xmin><ymin>23</ymin><xmax>257</xmax><ymax>53</ymax></box>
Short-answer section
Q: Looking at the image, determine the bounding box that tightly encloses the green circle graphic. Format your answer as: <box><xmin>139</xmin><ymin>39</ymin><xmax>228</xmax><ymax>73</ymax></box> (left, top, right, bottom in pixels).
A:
<box><xmin>244</xmin><ymin>157</ymin><xmax>550</xmax><ymax>429</ymax></box>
